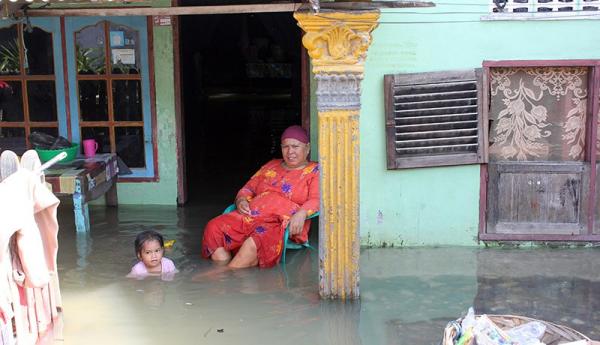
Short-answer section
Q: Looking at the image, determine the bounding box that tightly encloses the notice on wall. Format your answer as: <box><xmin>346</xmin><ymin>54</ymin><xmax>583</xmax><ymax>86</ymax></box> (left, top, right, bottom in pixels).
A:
<box><xmin>112</xmin><ymin>49</ymin><xmax>135</xmax><ymax>65</ymax></box>
<box><xmin>153</xmin><ymin>15</ymin><xmax>171</xmax><ymax>26</ymax></box>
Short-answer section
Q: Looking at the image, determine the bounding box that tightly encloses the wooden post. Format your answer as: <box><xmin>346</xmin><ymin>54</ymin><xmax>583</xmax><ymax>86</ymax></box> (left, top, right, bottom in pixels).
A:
<box><xmin>294</xmin><ymin>10</ymin><xmax>379</xmax><ymax>299</ymax></box>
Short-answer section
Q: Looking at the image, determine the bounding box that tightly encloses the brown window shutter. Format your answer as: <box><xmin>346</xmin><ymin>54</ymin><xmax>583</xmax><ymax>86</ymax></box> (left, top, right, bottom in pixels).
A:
<box><xmin>384</xmin><ymin>69</ymin><xmax>485</xmax><ymax>169</ymax></box>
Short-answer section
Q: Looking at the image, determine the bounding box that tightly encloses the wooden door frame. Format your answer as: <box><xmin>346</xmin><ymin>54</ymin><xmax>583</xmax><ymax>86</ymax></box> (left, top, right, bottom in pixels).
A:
<box><xmin>479</xmin><ymin>59</ymin><xmax>600</xmax><ymax>242</ymax></box>
<box><xmin>172</xmin><ymin>2</ymin><xmax>311</xmax><ymax>205</ymax></box>
<box><xmin>173</xmin><ymin>0</ymin><xmax>187</xmax><ymax>205</ymax></box>
<box><xmin>301</xmin><ymin>40</ymin><xmax>311</xmax><ymax>134</ymax></box>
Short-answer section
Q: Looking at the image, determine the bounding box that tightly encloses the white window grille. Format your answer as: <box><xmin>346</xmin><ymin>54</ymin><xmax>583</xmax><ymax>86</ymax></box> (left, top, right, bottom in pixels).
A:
<box><xmin>490</xmin><ymin>0</ymin><xmax>600</xmax><ymax>13</ymax></box>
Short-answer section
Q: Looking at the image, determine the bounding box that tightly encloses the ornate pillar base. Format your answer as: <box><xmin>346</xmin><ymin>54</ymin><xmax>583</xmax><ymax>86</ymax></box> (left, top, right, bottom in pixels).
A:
<box><xmin>294</xmin><ymin>10</ymin><xmax>379</xmax><ymax>299</ymax></box>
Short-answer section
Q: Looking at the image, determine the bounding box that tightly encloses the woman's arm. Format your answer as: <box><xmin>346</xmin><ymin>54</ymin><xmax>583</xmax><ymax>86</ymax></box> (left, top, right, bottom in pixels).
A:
<box><xmin>299</xmin><ymin>167</ymin><xmax>320</xmax><ymax>216</ymax></box>
<box><xmin>235</xmin><ymin>163</ymin><xmax>269</xmax><ymax>215</ymax></box>
<box><xmin>289</xmin><ymin>166</ymin><xmax>320</xmax><ymax>235</ymax></box>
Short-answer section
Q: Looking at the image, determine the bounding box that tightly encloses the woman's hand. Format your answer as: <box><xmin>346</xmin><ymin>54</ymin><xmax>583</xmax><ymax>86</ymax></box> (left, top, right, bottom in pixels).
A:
<box><xmin>288</xmin><ymin>209</ymin><xmax>308</xmax><ymax>236</ymax></box>
<box><xmin>236</xmin><ymin>198</ymin><xmax>251</xmax><ymax>216</ymax></box>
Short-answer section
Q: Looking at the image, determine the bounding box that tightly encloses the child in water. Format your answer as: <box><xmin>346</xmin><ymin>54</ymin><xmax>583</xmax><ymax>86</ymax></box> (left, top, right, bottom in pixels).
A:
<box><xmin>127</xmin><ymin>230</ymin><xmax>178</xmax><ymax>280</ymax></box>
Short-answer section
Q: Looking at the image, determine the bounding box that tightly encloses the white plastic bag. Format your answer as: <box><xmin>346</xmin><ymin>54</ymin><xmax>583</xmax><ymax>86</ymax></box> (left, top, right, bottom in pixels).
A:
<box><xmin>461</xmin><ymin>307</ymin><xmax>476</xmax><ymax>331</ymax></box>
<box><xmin>472</xmin><ymin>315</ymin><xmax>514</xmax><ymax>345</ymax></box>
<box><xmin>505</xmin><ymin>321</ymin><xmax>546</xmax><ymax>345</ymax></box>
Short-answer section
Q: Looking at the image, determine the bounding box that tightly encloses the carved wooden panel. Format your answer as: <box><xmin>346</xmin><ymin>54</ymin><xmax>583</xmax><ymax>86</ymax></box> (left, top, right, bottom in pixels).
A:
<box><xmin>487</xmin><ymin>162</ymin><xmax>588</xmax><ymax>234</ymax></box>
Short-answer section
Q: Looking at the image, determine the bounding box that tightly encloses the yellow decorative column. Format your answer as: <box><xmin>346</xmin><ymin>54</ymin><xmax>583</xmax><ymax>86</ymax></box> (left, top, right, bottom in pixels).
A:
<box><xmin>294</xmin><ymin>10</ymin><xmax>379</xmax><ymax>299</ymax></box>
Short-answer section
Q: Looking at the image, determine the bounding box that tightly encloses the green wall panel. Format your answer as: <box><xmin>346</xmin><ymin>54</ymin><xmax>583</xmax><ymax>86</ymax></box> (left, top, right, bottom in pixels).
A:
<box><xmin>359</xmin><ymin>3</ymin><xmax>600</xmax><ymax>246</ymax></box>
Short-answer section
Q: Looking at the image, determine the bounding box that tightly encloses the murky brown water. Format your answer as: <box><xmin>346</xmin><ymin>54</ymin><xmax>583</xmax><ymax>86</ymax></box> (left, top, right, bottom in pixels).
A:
<box><xmin>47</xmin><ymin>203</ymin><xmax>600</xmax><ymax>344</ymax></box>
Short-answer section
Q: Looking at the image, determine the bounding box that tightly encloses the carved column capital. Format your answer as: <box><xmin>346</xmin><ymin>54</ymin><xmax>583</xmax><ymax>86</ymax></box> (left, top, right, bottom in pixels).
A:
<box><xmin>294</xmin><ymin>11</ymin><xmax>379</xmax><ymax>75</ymax></box>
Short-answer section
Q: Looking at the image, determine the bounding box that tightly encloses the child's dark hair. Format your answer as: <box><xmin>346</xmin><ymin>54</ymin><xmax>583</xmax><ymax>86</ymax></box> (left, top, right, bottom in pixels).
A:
<box><xmin>134</xmin><ymin>230</ymin><xmax>164</xmax><ymax>256</ymax></box>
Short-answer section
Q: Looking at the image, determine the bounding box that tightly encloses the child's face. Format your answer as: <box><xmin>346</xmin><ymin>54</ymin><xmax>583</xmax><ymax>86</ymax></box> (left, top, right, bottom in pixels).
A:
<box><xmin>138</xmin><ymin>239</ymin><xmax>164</xmax><ymax>273</ymax></box>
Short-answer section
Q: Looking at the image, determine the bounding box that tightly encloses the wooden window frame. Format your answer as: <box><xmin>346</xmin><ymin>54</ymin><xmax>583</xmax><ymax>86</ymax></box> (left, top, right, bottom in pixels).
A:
<box><xmin>384</xmin><ymin>69</ymin><xmax>487</xmax><ymax>170</ymax></box>
<box><xmin>65</xmin><ymin>17</ymin><xmax>157</xmax><ymax>181</ymax></box>
<box><xmin>0</xmin><ymin>23</ymin><xmax>58</xmax><ymax>150</ymax></box>
<box><xmin>479</xmin><ymin>59</ymin><xmax>600</xmax><ymax>242</ymax></box>
<box><xmin>75</xmin><ymin>21</ymin><xmax>144</xmax><ymax>155</ymax></box>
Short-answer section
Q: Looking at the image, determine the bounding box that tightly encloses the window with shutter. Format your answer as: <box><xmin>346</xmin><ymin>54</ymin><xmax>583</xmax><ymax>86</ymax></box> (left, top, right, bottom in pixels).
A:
<box><xmin>384</xmin><ymin>69</ymin><xmax>486</xmax><ymax>169</ymax></box>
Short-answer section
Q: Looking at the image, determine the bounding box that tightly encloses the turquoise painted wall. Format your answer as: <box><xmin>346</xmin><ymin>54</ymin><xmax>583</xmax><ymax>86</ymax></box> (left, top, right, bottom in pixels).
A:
<box><xmin>359</xmin><ymin>1</ymin><xmax>600</xmax><ymax>246</ymax></box>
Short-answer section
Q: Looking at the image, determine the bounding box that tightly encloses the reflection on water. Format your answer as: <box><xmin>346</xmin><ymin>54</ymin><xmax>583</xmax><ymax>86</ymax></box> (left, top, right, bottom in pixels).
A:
<box><xmin>50</xmin><ymin>205</ymin><xmax>600</xmax><ymax>344</ymax></box>
<box><xmin>75</xmin><ymin>233</ymin><xmax>92</xmax><ymax>270</ymax></box>
<box><xmin>474</xmin><ymin>250</ymin><xmax>600</xmax><ymax>339</ymax></box>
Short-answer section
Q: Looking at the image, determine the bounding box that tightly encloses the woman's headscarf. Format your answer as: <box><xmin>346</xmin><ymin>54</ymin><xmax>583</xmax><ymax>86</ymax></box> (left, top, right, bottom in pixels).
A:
<box><xmin>281</xmin><ymin>125</ymin><xmax>309</xmax><ymax>144</ymax></box>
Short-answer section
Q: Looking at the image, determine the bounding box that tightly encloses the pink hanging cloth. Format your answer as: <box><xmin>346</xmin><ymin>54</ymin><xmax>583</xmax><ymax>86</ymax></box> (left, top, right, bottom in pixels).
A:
<box><xmin>0</xmin><ymin>169</ymin><xmax>61</xmax><ymax>344</ymax></box>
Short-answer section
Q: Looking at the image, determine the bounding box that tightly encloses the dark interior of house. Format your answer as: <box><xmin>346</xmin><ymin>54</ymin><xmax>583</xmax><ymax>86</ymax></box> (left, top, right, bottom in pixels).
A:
<box><xmin>181</xmin><ymin>12</ymin><xmax>303</xmax><ymax>204</ymax></box>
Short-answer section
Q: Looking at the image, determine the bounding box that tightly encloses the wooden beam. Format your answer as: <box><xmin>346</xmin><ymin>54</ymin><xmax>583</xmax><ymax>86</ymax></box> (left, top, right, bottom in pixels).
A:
<box><xmin>319</xmin><ymin>1</ymin><xmax>434</xmax><ymax>9</ymax></box>
<box><xmin>21</xmin><ymin>1</ymin><xmax>433</xmax><ymax>17</ymax></box>
<box><xmin>1</xmin><ymin>3</ymin><xmax>28</xmax><ymax>19</ymax></box>
<box><xmin>22</xmin><ymin>4</ymin><xmax>303</xmax><ymax>17</ymax></box>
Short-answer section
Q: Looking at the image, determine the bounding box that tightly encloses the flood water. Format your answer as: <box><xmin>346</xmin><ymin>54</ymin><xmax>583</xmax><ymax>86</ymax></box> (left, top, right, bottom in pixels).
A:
<box><xmin>49</xmin><ymin>203</ymin><xmax>600</xmax><ymax>344</ymax></box>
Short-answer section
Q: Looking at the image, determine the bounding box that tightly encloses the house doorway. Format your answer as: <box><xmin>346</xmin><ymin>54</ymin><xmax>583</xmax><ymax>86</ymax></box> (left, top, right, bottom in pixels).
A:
<box><xmin>180</xmin><ymin>12</ymin><xmax>305</xmax><ymax>205</ymax></box>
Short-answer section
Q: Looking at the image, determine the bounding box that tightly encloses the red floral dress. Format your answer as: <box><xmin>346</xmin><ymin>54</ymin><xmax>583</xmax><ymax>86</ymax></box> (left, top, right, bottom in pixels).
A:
<box><xmin>201</xmin><ymin>159</ymin><xmax>320</xmax><ymax>268</ymax></box>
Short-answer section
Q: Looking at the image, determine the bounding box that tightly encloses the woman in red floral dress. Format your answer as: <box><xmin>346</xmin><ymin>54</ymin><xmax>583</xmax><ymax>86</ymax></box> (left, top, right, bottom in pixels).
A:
<box><xmin>201</xmin><ymin>126</ymin><xmax>319</xmax><ymax>268</ymax></box>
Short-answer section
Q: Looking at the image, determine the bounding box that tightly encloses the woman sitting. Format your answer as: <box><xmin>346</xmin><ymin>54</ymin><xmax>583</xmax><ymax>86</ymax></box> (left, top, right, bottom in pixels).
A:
<box><xmin>201</xmin><ymin>125</ymin><xmax>319</xmax><ymax>268</ymax></box>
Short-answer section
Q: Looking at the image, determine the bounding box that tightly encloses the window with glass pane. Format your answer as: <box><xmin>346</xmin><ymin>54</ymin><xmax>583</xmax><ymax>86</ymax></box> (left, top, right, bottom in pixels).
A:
<box><xmin>109</xmin><ymin>23</ymin><xmax>140</xmax><ymax>75</ymax></box>
<box><xmin>0</xmin><ymin>24</ymin><xmax>58</xmax><ymax>154</ymax></box>
<box><xmin>113</xmin><ymin>79</ymin><xmax>142</xmax><ymax>121</ymax></box>
<box><xmin>25</xmin><ymin>27</ymin><xmax>54</xmax><ymax>75</ymax></box>
<box><xmin>31</xmin><ymin>127</ymin><xmax>58</xmax><ymax>138</ymax></box>
<box><xmin>81</xmin><ymin>126</ymin><xmax>110</xmax><ymax>154</ymax></box>
<box><xmin>78</xmin><ymin>80</ymin><xmax>108</xmax><ymax>121</ymax></box>
<box><xmin>75</xmin><ymin>21</ymin><xmax>145</xmax><ymax>169</ymax></box>
<box><xmin>0</xmin><ymin>80</ymin><xmax>23</xmax><ymax>122</ymax></box>
<box><xmin>28</xmin><ymin>80</ymin><xmax>57</xmax><ymax>122</ymax></box>
<box><xmin>0</xmin><ymin>25</ymin><xmax>20</xmax><ymax>76</ymax></box>
<box><xmin>116</xmin><ymin>126</ymin><xmax>144</xmax><ymax>167</ymax></box>
<box><xmin>75</xmin><ymin>23</ymin><xmax>105</xmax><ymax>75</ymax></box>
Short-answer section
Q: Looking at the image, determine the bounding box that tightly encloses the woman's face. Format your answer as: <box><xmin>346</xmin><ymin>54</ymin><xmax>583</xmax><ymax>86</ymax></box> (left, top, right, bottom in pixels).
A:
<box><xmin>138</xmin><ymin>239</ymin><xmax>164</xmax><ymax>273</ymax></box>
<box><xmin>281</xmin><ymin>138</ymin><xmax>310</xmax><ymax>168</ymax></box>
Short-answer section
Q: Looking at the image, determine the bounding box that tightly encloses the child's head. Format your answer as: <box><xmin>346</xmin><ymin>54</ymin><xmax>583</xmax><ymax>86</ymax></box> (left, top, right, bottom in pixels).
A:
<box><xmin>134</xmin><ymin>230</ymin><xmax>165</xmax><ymax>271</ymax></box>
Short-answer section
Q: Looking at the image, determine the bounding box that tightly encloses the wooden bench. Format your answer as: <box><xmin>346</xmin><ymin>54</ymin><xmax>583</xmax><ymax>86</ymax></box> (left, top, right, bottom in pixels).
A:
<box><xmin>44</xmin><ymin>153</ymin><xmax>119</xmax><ymax>232</ymax></box>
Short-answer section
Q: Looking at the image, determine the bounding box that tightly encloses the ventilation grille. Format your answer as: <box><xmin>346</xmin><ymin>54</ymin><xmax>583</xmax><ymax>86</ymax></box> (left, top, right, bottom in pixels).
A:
<box><xmin>392</xmin><ymin>76</ymin><xmax>479</xmax><ymax>156</ymax></box>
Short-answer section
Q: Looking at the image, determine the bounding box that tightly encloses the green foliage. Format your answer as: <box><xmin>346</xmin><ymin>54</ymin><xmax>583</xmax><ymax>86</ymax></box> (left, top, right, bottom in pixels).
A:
<box><xmin>77</xmin><ymin>45</ymin><xmax>139</xmax><ymax>74</ymax></box>
<box><xmin>0</xmin><ymin>39</ymin><xmax>20</xmax><ymax>74</ymax></box>
<box><xmin>76</xmin><ymin>45</ymin><xmax>105</xmax><ymax>74</ymax></box>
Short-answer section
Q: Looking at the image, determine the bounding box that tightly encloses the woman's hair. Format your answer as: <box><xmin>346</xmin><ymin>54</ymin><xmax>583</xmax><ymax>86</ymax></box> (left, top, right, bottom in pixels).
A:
<box><xmin>134</xmin><ymin>230</ymin><xmax>164</xmax><ymax>256</ymax></box>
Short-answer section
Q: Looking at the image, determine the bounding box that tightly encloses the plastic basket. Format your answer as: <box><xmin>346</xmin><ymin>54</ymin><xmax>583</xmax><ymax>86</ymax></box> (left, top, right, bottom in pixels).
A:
<box><xmin>35</xmin><ymin>143</ymin><xmax>79</xmax><ymax>163</ymax></box>
<box><xmin>442</xmin><ymin>314</ymin><xmax>590</xmax><ymax>345</ymax></box>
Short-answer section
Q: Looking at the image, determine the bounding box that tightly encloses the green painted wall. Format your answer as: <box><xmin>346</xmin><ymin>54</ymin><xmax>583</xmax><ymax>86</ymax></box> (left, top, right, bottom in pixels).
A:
<box><xmin>359</xmin><ymin>2</ymin><xmax>600</xmax><ymax>246</ymax></box>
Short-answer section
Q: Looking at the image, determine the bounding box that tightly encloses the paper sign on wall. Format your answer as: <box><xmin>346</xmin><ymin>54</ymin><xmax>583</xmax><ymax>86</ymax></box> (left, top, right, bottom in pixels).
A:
<box><xmin>153</xmin><ymin>16</ymin><xmax>171</xmax><ymax>26</ymax></box>
<box><xmin>112</xmin><ymin>49</ymin><xmax>135</xmax><ymax>65</ymax></box>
